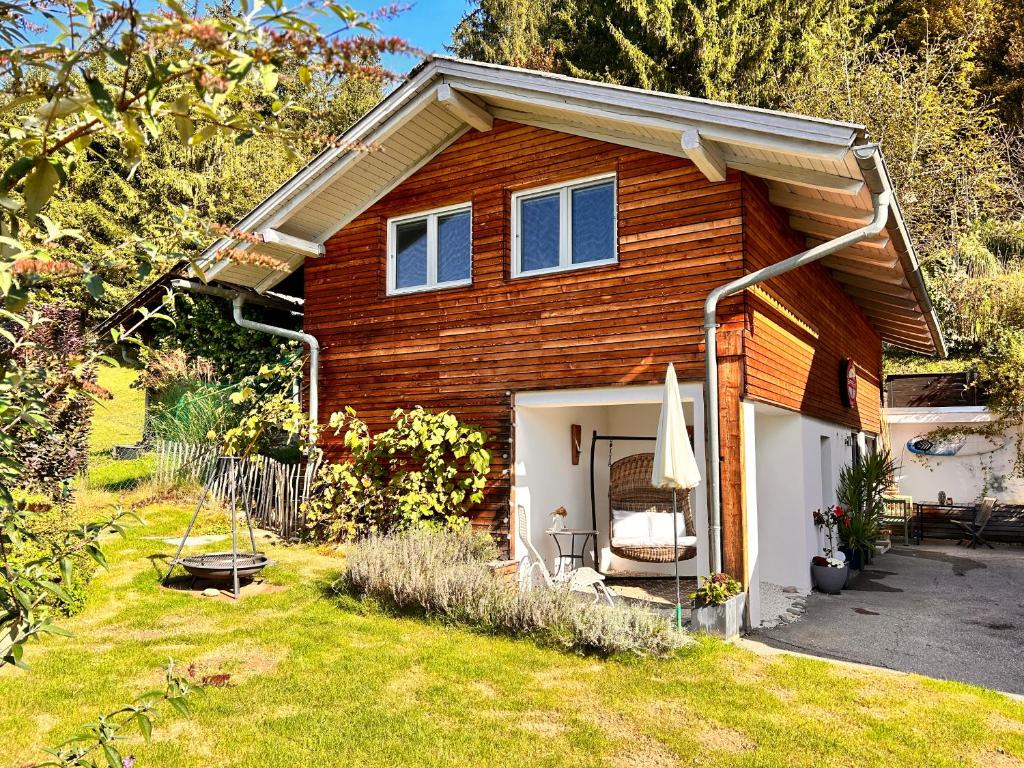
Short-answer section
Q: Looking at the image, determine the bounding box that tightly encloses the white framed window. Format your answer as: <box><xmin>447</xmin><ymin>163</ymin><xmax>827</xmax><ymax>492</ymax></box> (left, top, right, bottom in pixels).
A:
<box><xmin>387</xmin><ymin>203</ymin><xmax>472</xmax><ymax>295</ymax></box>
<box><xmin>511</xmin><ymin>172</ymin><xmax>617</xmax><ymax>278</ymax></box>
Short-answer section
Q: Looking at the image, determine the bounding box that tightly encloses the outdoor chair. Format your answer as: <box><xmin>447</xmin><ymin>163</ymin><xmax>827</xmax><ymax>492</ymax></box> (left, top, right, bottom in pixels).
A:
<box><xmin>880</xmin><ymin>497</ymin><xmax>912</xmax><ymax>545</ymax></box>
<box><xmin>515</xmin><ymin>505</ymin><xmax>615</xmax><ymax>605</ymax></box>
<box><xmin>953</xmin><ymin>497</ymin><xmax>997</xmax><ymax>549</ymax></box>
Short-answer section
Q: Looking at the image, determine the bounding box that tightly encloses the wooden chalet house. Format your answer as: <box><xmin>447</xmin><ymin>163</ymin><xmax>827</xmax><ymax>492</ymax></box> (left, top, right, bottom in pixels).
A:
<box><xmin>116</xmin><ymin>58</ymin><xmax>945</xmax><ymax>625</ymax></box>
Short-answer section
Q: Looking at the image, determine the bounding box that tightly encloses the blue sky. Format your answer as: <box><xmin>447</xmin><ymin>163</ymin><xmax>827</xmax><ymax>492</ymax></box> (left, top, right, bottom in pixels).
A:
<box><xmin>379</xmin><ymin>1</ymin><xmax>471</xmax><ymax>75</ymax></box>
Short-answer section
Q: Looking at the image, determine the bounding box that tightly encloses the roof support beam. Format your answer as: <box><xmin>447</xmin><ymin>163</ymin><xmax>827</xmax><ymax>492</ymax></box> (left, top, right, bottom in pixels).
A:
<box><xmin>791</xmin><ymin>217</ymin><xmax>889</xmax><ymax>248</ymax></box>
<box><xmin>769</xmin><ymin>190</ymin><xmax>873</xmax><ymax>224</ymax></box>
<box><xmin>681</xmin><ymin>128</ymin><xmax>727</xmax><ymax>182</ymax></box>
<box><xmin>729</xmin><ymin>161</ymin><xmax>864</xmax><ymax>195</ymax></box>
<box><xmin>259</xmin><ymin>228</ymin><xmax>325</xmax><ymax>257</ymax></box>
<box><xmin>823</xmin><ymin>257</ymin><xmax>906</xmax><ymax>285</ymax></box>
<box><xmin>833</xmin><ymin>272</ymin><xmax>915</xmax><ymax>299</ymax></box>
<box><xmin>436</xmin><ymin>83</ymin><xmax>493</xmax><ymax>132</ymax></box>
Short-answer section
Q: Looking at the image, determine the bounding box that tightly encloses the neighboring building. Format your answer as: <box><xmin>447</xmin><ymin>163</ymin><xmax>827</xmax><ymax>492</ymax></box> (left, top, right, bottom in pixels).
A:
<box><xmin>104</xmin><ymin>58</ymin><xmax>944</xmax><ymax>625</ymax></box>
<box><xmin>885</xmin><ymin>373</ymin><xmax>1023</xmax><ymax>505</ymax></box>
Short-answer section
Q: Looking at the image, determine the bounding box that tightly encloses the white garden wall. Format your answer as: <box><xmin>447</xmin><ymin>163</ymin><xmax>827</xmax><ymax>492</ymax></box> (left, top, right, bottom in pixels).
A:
<box><xmin>886</xmin><ymin>407</ymin><xmax>1024</xmax><ymax>505</ymax></box>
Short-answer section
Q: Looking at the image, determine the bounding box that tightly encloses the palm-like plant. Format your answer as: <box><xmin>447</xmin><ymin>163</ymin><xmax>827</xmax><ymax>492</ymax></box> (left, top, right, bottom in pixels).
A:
<box><xmin>836</xmin><ymin>450</ymin><xmax>898</xmax><ymax>563</ymax></box>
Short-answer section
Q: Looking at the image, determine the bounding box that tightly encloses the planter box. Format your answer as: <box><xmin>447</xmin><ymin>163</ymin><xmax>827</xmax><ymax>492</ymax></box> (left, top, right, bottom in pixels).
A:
<box><xmin>811</xmin><ymin>563</ymin><xmax>849</xmax><ymax>594</ymax></box>
<box><xmin>690</xmin><ymin>593</ymin><xmax>746</xmax><ymax>640</ymax></box>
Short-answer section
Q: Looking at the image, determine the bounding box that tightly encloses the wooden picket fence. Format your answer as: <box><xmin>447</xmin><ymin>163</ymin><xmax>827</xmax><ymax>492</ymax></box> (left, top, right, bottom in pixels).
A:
<box><xmin>155</xmin><ymin>441</ymin><xmax>320</xmax><ymax>540</ymax></box>
<box><xmin>153</xmin><ymin>440</ymin><xmax>218</xmax><ymax>486</ymax></box>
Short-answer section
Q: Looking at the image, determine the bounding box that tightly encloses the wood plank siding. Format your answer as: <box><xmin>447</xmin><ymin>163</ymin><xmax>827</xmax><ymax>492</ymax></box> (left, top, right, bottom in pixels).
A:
<box><xmin>305</xmin><ymin>120</ymin><xmax>883</xmax><ymax>559</ymax></box>
<box><xmin>741</xmin><ymin>176</ymin><xmax>883</xmax><ymax>434</ymax></box>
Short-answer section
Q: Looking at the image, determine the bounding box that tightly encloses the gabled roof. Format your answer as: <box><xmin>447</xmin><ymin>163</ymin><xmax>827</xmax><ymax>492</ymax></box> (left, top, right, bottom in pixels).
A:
<box><xmin>192</xmin><ymin>56</ymin><xmax>945</xmax><ymax>356</ymax></box>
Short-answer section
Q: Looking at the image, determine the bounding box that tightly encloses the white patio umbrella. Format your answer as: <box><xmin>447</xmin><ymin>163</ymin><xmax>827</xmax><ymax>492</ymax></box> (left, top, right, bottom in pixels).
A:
<box><xmin>651</xmin><ymin>363</ymin><xmax>702</xmax><ymax>629</ymax></box>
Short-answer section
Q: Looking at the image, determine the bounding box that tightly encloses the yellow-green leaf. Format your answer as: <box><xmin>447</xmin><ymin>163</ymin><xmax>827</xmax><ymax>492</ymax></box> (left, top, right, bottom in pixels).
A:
<box><xmin>260</xmin><ymin>65</ymin><xmax>279</xmax><ymax>95</ymax></box>
<box><xmin>23</xmin><ymin>159</ymin><xmax>59</xmax><ymax>217</ymax></box>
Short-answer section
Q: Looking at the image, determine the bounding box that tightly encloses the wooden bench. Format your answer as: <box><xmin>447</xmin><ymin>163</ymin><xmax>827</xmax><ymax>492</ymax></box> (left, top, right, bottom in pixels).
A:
<box><xmin>914</xmin><ymin>503</ymin><xmax>1024</xmax><ymax>544</ymax></box>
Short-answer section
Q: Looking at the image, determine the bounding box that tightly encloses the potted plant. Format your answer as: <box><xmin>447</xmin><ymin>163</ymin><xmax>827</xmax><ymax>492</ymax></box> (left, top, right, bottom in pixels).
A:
<box><xmin>689</xmin><ymin>573</ymin><xmax>745</xmax><ymax>640</ymax></box>
<box><xmin>811</xmin><ymin>506</ymin><xmax>850</xmax><ymax>593</ymax></box>
<box><xmin>835</xmin><ymin>451</ymin><xmax>897</xmax><ymax>568</ymax></box>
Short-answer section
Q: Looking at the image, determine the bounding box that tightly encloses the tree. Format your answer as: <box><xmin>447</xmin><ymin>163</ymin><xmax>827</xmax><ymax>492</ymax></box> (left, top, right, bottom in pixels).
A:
<box><xmin>450</xmin><ymin>0</ymin><xmax>883</xmax><ymax>107</ymax></box>
<box><xmin>0</xmin><ymin>0</ymin><xmax>411</xmax><ymax>669</ymax></box>
<box><xmin>450</xmin><ymin>0</ymin><xmax>558</xmax><ymax>71</ymax></box>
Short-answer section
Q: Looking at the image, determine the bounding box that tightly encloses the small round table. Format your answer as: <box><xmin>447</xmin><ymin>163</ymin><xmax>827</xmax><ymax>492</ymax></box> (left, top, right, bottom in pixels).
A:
<box><xmin>546</xmin><ymin>527</ymin><xmax>598</xmax><ymax>578</ymax></box>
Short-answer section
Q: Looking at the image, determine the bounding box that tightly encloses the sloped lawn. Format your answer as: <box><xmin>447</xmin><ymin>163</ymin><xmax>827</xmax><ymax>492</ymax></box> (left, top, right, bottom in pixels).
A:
<box><xmin>86</xmin><ymin>365</ymin><xmax>155</xmax><ymax>492</ymax></box>
<box><xmin>3</xmin><ymin>485</ymin><xmax>1023</xmax><ymax>768</ymax></box>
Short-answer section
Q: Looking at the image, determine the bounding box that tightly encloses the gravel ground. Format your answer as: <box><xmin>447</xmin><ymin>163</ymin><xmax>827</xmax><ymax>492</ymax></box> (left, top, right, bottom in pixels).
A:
<box><xmin>759</xmin><ymin>581</ymin><xmax>810</xmax><ymax>629</ymax></box>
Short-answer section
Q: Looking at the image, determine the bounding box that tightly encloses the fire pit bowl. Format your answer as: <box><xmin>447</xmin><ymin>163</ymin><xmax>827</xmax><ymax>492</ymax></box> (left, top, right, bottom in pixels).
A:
<box><xmin>177</xmin><ymin>552</ymin><xmax>273</xmax><ymax>580</ymax></box>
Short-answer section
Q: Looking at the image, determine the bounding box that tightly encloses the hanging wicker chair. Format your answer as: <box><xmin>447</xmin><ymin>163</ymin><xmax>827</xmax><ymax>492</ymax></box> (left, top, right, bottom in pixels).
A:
<box><xmin>608</xmin><ymin>453</ymin><xmax>696</xmax><ymax>563</ymax></box>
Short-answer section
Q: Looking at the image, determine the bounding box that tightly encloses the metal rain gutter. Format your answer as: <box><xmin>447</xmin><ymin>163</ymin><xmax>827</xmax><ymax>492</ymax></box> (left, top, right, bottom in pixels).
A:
<box><xmin>702</xmin><ymin>144</ymin><xmax>893</xmax><ymax>576</ymax></box>
<box><xmin>169</xmin><ymin>279</ymin><xmax>321</xmax><ymax>440</ymax></box>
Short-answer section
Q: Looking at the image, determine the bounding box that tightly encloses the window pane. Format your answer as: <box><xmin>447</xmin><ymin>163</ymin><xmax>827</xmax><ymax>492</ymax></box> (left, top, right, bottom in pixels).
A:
<box><xmin>571</xmin><ymin>181</ymin><xmax>615</xmax><ymax>264</ymax></box>
<box><xmin>437</xmin><ymin>210</ymin><xmax>471</xmax><ymax>283</ymax></box>
<box><xmin>395</xmin><ymin>219</ymin><xmax>428</xmax><ymax>289</ymax></box>
<box><xmin>520</xmin><ymin>192</ymin><xmax>560</xmax><ymax>272</ymax></box>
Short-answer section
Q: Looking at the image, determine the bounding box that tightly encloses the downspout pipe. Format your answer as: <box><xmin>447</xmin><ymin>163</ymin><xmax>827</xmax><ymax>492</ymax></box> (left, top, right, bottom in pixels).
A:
<box><xmin>231</xmin><ymin>295</ymin><xmax>320</xmax><ymax>439</ymax></box>
<box><xmin>169</xmin><ymin>279</ymin><xmax>320</xmax><ymax>440</ymax></box>
<box><xmin>703</xmin><ymin>144</ymin><xmax>893</xmax><ymax>575</ymax></box>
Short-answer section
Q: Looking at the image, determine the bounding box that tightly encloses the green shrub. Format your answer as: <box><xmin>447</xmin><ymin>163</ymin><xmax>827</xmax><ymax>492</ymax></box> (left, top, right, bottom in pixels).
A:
<box><xmin>148</xmin><ymin>383</ymin><xmax>234</xmax><ymax>444</ymax></box>
<box><xmin>8</xmin><ymin>493</ymin><xmax>96</xmax><ymax>616</ymax></box>
<box><xmin>305</xmin><ymin>407</ymin><xmax>491</xmax><ymax>541</ymax></box>
<box><xmin>341</xmin><ymin>527</ymin><xmax>685</xmax><ymax>657</ymax></box>
<box><xmin>837</xmin><ymin>450</ymin><xmax>898</xmax><ymax>562</ymax></box>
<box><xmin>690</xmin><ymin>573</ymin><xmax>742</xmax><ymax>607</ymax></box>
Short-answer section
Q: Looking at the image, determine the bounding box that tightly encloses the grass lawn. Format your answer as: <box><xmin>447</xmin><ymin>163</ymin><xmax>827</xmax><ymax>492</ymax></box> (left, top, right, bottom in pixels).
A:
<box><xmin>87</xmin><ymin>365</ymin><xmax>155</xmax><ymax>491</ymax></box>
<box><xmin>7</xmin><ymin>374</ymin><xmax>1023</xmax><ymax>767</ymax></box>
<box><xmin>2</xmin><ymin>481</ymin><xmax>1023</xmax><ymax>768</ymax></box>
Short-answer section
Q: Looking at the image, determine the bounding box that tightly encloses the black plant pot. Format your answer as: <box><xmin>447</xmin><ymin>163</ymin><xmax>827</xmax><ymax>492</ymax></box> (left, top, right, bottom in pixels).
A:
<box><xmin>840</xmin><ymin>546</ymin><xmax>863</xmax><ymax>570</ymax></box>
<box><xmin>811</xmin><ymin>563</ymin><xmax>849</xmax><ymax>594</ymax></box>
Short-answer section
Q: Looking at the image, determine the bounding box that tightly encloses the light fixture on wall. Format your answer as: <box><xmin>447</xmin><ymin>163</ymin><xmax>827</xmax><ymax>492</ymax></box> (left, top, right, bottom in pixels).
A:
<box><xmin>571</xmin><ymin>424</ymin><xmax>582</xmax><ymax>465</ymax></box>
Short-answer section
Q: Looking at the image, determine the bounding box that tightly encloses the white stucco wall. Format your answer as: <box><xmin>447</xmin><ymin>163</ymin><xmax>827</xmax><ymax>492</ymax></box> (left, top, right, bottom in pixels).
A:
<box><xmin>886</xmin><ymin>407</ymin><xmax>1024</xmax><ymax>504</ymax></box>
<box><xmin>749</xmin><ymin>402</ymin><xmax>864</xmax><ymax>593</ymax></box>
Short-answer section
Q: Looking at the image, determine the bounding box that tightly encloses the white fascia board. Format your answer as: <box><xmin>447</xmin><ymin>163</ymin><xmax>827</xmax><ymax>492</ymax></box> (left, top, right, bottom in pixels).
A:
<box><xmin>853</xmin><ymin>147</ymin><xmax>946</xmax><ymax>357</ymax></box>
<box><xmin>192</xmin><ymin>62</ymin><xmax>443</xmax><ymax>274</ymax></box>
<box><xmin>432</xmin><ymin>57</ymin><xmax>862</xmax><ymax>150</ymax></box>
<box><xmin>446</xmin><ymin>75</ymin><xmax>853</xmax><ymax>162</ymax></box>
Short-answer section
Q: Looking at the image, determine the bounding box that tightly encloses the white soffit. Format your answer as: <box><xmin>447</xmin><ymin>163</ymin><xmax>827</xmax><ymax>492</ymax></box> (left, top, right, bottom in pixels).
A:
<box><xmin>197</xmin><ymin>56</ymin><xmax>944</xmax><ymax>356</ymax></box>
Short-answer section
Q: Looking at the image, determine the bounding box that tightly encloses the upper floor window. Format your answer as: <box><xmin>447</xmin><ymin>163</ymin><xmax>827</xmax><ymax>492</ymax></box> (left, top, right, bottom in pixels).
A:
<box><xmin>512</xmin><ymin>173</ymin><xmax>617</xmax><ymax>278</ymax></box>
<box><xmin>387</xmin><ymin>203</ymin><xmax>472</xmax><ymax>295</ymax></box>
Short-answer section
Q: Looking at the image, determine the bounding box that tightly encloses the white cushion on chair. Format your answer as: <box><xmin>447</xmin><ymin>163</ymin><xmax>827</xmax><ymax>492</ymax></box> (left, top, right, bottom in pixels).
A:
<box><xmin>611</xmin><ymin>509</ymin><xmax>694</xmax><ymax>548</ymax></box>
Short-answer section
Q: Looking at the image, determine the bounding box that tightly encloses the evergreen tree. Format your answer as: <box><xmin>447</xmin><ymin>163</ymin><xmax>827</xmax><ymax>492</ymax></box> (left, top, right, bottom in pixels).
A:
<box><xmin>450</xmin><ymin>0</ymin><xmax>882</xmax><ymax>107</ymax></box>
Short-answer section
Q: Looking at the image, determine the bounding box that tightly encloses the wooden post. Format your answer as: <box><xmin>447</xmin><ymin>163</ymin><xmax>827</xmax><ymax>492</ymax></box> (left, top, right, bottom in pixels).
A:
<box><xmin>716</xmin><ymin>328</ymin><xmax>748</xmax><ymax>583</ymax></box>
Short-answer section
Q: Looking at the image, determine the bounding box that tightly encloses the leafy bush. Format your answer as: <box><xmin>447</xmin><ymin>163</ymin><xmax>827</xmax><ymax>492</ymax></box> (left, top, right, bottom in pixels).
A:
<box><xmin>341</xmin><ymin>527</ymin><xmax>685</xmax><ymax>657</ymax></box>
<box><xmin>4</xmin><ymin>305</ymin><xmax>95</xmax><ymax>498</ymax></box>
<box><xmin>690</xmin><ymin>573</ymin><xmax>742</xmax><ymax>607</ymax></box>
<box><xmin>305</xmin><ymin>407</ymin><xmax>491</xmax><ymax>541</ymax></box>
<box><xmin>7</xmin><ymin>494</ymin><xmax>96</xmax><ymax>616</ymax></box>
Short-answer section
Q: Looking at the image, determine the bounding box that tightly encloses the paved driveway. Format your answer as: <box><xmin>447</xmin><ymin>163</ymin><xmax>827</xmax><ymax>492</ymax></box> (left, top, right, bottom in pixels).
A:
<box><xmin>751</xmin><ymin>543</ymin><xmax>1024</xmax><ymax>694</ymax></box>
